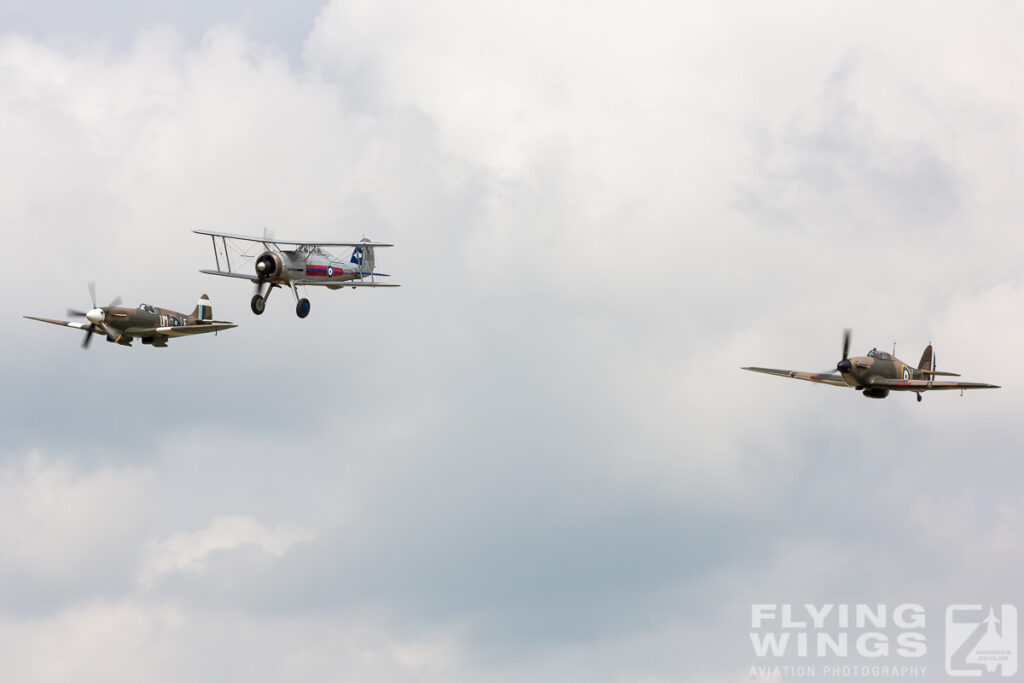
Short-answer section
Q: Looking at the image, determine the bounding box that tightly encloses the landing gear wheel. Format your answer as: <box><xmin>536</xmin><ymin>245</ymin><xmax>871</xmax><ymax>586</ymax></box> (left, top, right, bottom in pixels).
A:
<box><xmin>916</xmin><ymin>394</ymin><xmax>922</xmax><ymax>403</ymax></box>
<box><xmin>251</xmin><ymin>294</ymin><xmax>266</xmax><ymax>315</ymax></box>
<box><xmin>296</xmin><ymin>298</ymin><xmax>311</xmax><ymax>318</ymax></box>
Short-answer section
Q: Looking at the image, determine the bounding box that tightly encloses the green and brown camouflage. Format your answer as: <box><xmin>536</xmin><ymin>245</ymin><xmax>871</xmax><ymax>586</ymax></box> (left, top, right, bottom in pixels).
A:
<box><xmin>25</xmin><ymin>285</ymin><xmax>236</xmax><ymax>349</ymax></box>
<box><xmin>743</xmin><ymin>329</ymin><xmax>999</xmax><ymax>402</ymax></box>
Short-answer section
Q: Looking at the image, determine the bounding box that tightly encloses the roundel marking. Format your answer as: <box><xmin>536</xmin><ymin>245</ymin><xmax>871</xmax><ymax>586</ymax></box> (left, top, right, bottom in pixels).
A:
<box><xmin>327</xmin><ymin>266</ymin><xmax>334</xmax><ymax>278</ymax></box>
<box><xmin>902</xmin><ymin>365</ymin><xmax>911</xmax><ymax>380</ymax></box>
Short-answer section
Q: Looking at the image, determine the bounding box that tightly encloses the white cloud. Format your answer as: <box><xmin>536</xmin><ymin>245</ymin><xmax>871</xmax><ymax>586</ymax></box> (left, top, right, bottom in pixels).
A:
<box><xmin>2</xmin><ymin>1</ymin><xmax>1024</xmax><ymax>681</ymax></box>
<box><xmin>0</xmin><ymin>600</ymin><xmax>469</xmax><ymax>683</ymax></box>
<box><xmin>0</xmin><ymin>452</ymin><xmax>150</xmax><ymax>588</ymax></box>
<box><xmin>139</xmin><ymin>515</ymin><xmax>316</xmax><ymax>587</ymax></box>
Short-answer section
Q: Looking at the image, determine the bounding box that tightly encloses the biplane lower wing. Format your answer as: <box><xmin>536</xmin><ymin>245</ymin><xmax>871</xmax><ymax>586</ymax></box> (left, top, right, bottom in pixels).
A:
<box><xmin>870</xmin><ymin>378</ymin><xmax>1000</xmax><ymax>391</ymax></box>
<box><xmin>292</xmin><ymin>279</ymin><xmax>400</xmax><ymax>288</ymax></box>
<box><xmin>200</xmin><ymin>269</ymin><xmax>259</xmax><ymax>282</ymax></box>
<box><xmin>741</xmin><ymin>367</ymin><xmax>850</xmax><ymax>388</ymax></box>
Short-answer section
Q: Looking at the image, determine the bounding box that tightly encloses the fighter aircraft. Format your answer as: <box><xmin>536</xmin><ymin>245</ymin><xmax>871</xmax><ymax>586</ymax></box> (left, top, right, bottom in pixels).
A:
<box><xmin>25</xmin><ymin>282</ymin><xmax>236</xmax><ymax>348</ymax></box>
<box><xmin>193</xmin><ymin>230</ymin><xmax>398</xmax><ymax>318</ymax></box>
<box><xmin>743</xmin><ymin>329</ymin><xmax>999</xmax><ymax>401</ymax></box>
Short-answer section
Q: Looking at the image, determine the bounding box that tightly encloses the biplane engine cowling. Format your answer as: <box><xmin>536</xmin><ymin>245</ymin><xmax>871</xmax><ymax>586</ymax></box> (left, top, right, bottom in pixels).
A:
<box><xmin>862</xmin><ymin>387</ymin><xmax>890</xmax><ymax>399</ymax></box>
<box><xmin>255</xmin><ymin>251</ymin><xmax>283</xmax><ymax>281</ymax></box>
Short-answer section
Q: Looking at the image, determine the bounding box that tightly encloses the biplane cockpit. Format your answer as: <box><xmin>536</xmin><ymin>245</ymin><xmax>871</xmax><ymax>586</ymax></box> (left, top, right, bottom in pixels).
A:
<box><xmin>295</xmin><ymin>244</ymin><xmax>326</xmax><ymax>257</ymax></box>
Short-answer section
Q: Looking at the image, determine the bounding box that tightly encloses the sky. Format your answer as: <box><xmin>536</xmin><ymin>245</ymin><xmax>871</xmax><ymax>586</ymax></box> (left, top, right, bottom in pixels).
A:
<box><xmin>1</xmin><ymin>2</ymin><xmax>1023</xmax><ymax>681</ymax></box>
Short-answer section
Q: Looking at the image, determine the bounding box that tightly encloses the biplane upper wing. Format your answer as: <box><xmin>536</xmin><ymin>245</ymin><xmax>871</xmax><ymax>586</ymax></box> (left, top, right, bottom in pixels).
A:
<box><xmin>193</xmin><ymin>229</ymin><xmax>394</xmax><ymax>248</ymax></box>
<box><xmin>742</xmin><ymin>367</ymin><xmax>851</xmax><ymax>388</ymax></box>
<box><xmin>124</xmin><ymin>322</ymin><xmax>237</xmax><ymax>337</ymax></box>
<box><xmin>870</xmin><ymin>378</ymin><xmax>1000</xmax><ymax>391</ymax></box>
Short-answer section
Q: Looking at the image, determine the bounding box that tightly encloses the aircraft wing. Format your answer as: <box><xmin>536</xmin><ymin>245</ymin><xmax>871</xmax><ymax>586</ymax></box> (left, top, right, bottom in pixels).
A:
<box><xmin>870</xmin><ymin>378</ymin><xmax>1000</xmax><ymax>391</ymax></box>
<box><xmin>193</xmin><ymin>229</ymin><xmax>394</xmax><ymax>248</ymax></box>
<box><xmin>742</xmin><ymin>367</ymin><xmax>851</xmax><ymax>388</ymax></box>
<box><xmin>199</xmin><ymin>269</ymin><xmax>259</xmax><ymax>282</ymax></box>
<box><xmin>124</xmin><ymin>322</ymin><xmax>237</xmax><ymax>337</ymax></box>
<box><xmin>292</xmin><ymin>279</ymin><xmax>400</xmax><ymax>288</ymax></box>
<box><xmin>24</xmin><ymin>316</ymin><xmax>92</xmax><ymax>331</ymax></box>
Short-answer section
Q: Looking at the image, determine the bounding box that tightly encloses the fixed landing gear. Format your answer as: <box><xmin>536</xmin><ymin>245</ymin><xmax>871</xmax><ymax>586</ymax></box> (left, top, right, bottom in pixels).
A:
<box><xmin>916</xmin><ymin>393</ymin><xmax>922</xmax><ymax>403</ymax></box>
<box><xmin>289</xmin><ymin>283</ymin><xmax>311</xmax><ymax>318</ymax></box>
<box><xmin>251</xmin><ymin>282</ymin><xmax>277</xmax><ymax>315</ymax></box>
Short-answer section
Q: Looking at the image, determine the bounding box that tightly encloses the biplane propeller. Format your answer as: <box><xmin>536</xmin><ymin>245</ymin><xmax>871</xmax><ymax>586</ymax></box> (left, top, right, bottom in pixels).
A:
<box><xmin>26</xmin><ymin>282</ymin><xmax>236</xmax><ymax>348</ymax></box>
<box><xmin>194</xmin><ymin>230</ymin><xmax>399</xmax><ymax>318</ymax></box>
<box><xmin>743</xmin><ymin>329</ymin><xmax>999</xmax><ymax>401</ymax></box>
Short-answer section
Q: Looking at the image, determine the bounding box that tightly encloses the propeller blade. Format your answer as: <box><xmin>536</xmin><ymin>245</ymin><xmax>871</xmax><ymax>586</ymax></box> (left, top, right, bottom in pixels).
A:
<box><xmin>81</xmin><ymin>326</ymin><xmax>95</xmax><ymax>350</ymax></box>
<box><xmin>107</xmin><ymin>295</ymin><xmax>122</xmax><ymax>308</ymax></box>
<box><xmin>88</xmin><ymin>281</ymin><xmax>97</xmax><ymax>309</ymax></box>
<box><xmin>100</xmin><ymin>323</ymin><xmax>120</xmax><ymax>342</ymax></box>
<box><xmin>67</xmin><ymin>308</ymin><xmax>89</xmax><ymax>318</ymax></box>
<box><xmin>842</xmin><ymin>328</ymin><xmax>851</xmax><ymax>360</ymax></box>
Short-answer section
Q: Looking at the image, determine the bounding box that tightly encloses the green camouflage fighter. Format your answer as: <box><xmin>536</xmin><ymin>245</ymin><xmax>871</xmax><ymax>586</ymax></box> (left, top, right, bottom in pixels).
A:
<box><xmin>25</xmin><ymin>282</ymin><xmax>236</xmax><ymax>349</ymax></box>
<box><xmin>743</xmin><ymin>329</ymin><xmax>999</xmax><ymax>402</ymax></box>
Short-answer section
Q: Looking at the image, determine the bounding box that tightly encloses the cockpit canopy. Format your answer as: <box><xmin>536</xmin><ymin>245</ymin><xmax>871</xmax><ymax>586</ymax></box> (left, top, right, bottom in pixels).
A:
<box><xmin>866</xmin><ymin>348</ymin><xmax>891</xmax><ymax>360</ymax></box>
<box><xmin>137</xmin><ymin>303</ymin><xmax>158</xmax><ymax>314</ymax></box>
<box><xmin>296</xmin><ymin>244</ymin><xmax>326</xmax><ymax>256</ymax></box>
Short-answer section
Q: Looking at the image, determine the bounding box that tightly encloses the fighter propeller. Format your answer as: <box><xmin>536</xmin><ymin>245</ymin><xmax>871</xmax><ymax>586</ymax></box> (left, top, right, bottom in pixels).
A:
<box><xmin>65</xmin><ymin>282</ymin><xmax>122</xmax><ymax>349</ymax></box>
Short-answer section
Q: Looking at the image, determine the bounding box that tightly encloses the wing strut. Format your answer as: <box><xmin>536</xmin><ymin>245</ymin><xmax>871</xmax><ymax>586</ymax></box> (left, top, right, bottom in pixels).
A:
<box><xmin>211</xmin><ymin>235</ymin><xmax>220</xmax><ymax>272</ymax></box>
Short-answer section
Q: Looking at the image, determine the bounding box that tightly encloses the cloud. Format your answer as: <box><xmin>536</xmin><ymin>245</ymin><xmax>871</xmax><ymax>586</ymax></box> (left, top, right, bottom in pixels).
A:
<box><xmin>2</xmin><ymin>1</ymin><xmax>1024</xmax><ymax>681</ymax></box>
<box><xmin>737</xmin><ymin>52</ymin><xmax>961</xmax><ymax>236</ymax></box>
<box><xmin>0</xmin><ymin>600</ymin><xmax>470</xmax><ymax>683</ymax></box>
<box><xmin>0</xmin><ymin>453</ymin><xmax>151</xmax><ymax>610</ymax></box>
<box><xmin>139</xmin><ymin>515</ymin><xmax>316</xmax><ymax>588</ymax></box>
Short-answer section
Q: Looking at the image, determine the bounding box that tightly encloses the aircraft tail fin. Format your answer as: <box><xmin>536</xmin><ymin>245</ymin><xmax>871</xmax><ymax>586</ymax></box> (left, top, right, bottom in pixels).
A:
<box><xmin>349</xmin><ymin>238</ymin><xmax>376</xmax><ymax>273</ymax></box>
<box><xmin>918</xmin><ymin>344</ymin><xmax>934</xmax><ymax>373</ymax></box>
<box><xmin>917</xmin><ymin>344</ymin><xmax>961</xmax><ymax>376</ymax></box>
<box><xmin>189</xmin><ymin>294</ymin><xmax>213</xmax><ymax>323</ymax></box>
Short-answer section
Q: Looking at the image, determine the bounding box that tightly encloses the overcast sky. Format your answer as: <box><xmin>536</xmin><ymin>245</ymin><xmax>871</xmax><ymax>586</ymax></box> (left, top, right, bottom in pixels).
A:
<box><xmin>1</xmin><ymin>2</ymin><xmax>1022</xmax><ymax>681</ymax></box>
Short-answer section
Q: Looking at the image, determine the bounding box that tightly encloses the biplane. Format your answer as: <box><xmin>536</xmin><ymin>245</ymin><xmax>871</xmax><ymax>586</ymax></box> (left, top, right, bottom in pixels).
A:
<box><xmin>25</xmin><ymin>282</ymin><xmax>236</xmax><ymax>348</ymax></box>
<box><xmin>194</xmin><ymin>230</ymin><xmax>398</xmax><ymax>318</ymax></box>
<box><xmin>743</xmin><ymin>329</ymin><xmax>999</xmax><ymax>401</ymax></box>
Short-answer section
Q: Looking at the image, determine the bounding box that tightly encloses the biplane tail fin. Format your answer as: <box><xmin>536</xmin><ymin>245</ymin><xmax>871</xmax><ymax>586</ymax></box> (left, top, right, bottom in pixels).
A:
<box><xmin>918</xmin><ymin>344</ymin><xmax>934</xmax><ymax>373</ymax></box>
<box><xmin>189</xmin><ymin>294</ymin><xmax>213</xmax><ymax>323</ymax></box>
<box><xmin>349</xmin><ymin>238</ymin><xmax>376</xmax><ymax>273</ymax></box>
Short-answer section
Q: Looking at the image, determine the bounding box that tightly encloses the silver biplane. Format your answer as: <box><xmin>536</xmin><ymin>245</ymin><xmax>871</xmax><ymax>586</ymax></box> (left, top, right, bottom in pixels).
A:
<box><xmin>194</xmin><ymin>230</ymin><xmax>398</xmax><ymax>318</ymax></box>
